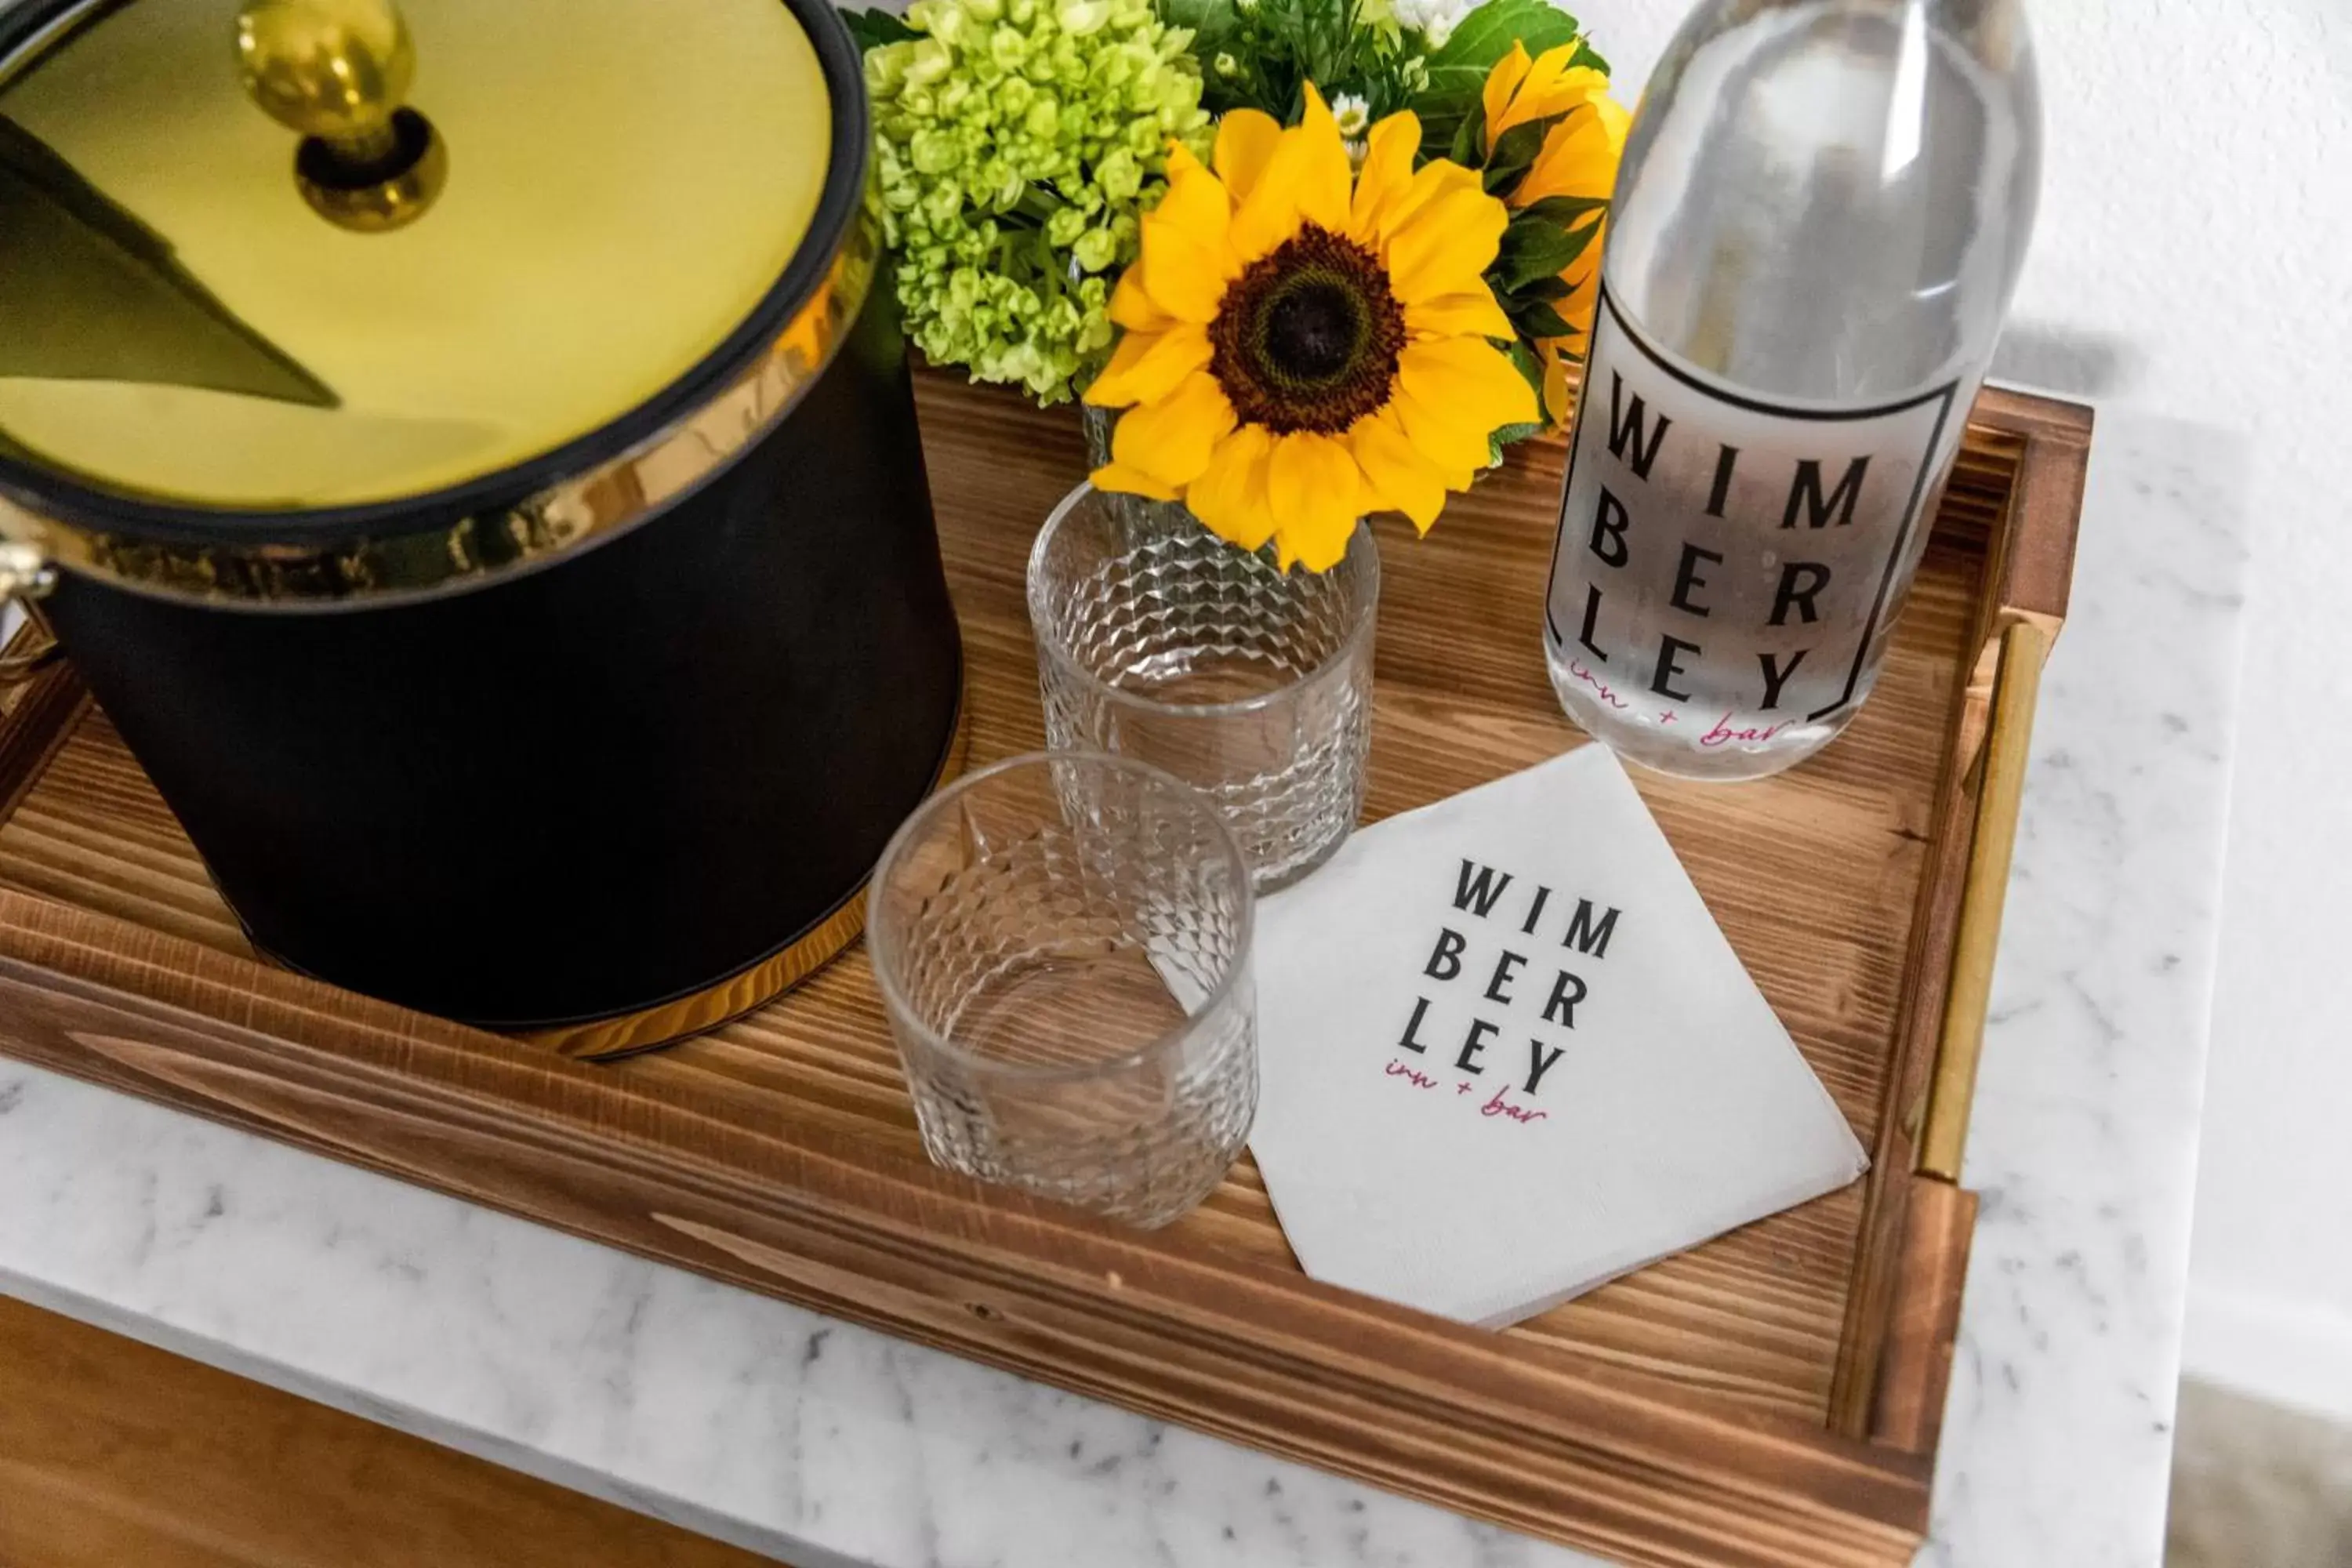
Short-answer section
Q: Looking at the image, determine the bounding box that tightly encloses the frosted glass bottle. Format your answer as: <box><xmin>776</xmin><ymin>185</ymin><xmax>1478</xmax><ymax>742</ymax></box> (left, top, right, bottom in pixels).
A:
<box><xmin>1542</xmin><ymin>0</ymin><xmax>2041</xmax><ymax>780</ymax></box>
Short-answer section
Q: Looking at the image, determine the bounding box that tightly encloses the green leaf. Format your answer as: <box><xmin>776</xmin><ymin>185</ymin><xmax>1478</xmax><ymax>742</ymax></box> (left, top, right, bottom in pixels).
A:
<box><xmin>1516</xmin><ymin>194</ymin><xmax>1610</xmax><ymax>229</ymax></box>
<box><xmin>1481</xmin><ymin>110</ymin><xmax>1564</xmax><ymax>199</ymax></box>
<box><xmin>1495</xmin><ymin>211</ymin><xmax>1600</xmax><ymax>292</ymax></box>
<box><xmin>1409</xmin><ymin>0</ymin><xmax>1582</xmax><ymax>159</ymax></box>
<box><xmin>1515</xmin><ymin>273</ymin><xmax>1577</xmax><ymax>303</ymax></box>
<box><xmin>1160</xmin><ymin>0</ymin><xmax>1239</xmax><ymax>51</ymax></box>
<box><xmin>1443</xmin><ymin>97</ymin><xmax>1486</xmax><ymax>166</ymax></box>
<box><xmin>1505</xmin><ymin>337</ymin><xmax>1544</xmax><ymax>393</ymax></box>
<box><xmin>1488</xmin><ymin>416</ymin><xmax>1547</xmax><ymax>463</ymax></box>
<box><xmin>1487</xmin><ymin>345</ymin><xmax>1547</xmax><ymax>457</ymax></box>
<box><xmin>1506</xmin><ymin>296</ymin><xmax>1576</xmax><ymax>339</ymax></box>
<box><xmin>1427</xmin><ymin>0</ymin><xmax>1583</xmax><ymax>73</ymax></box>
<box><xmin>841</xmin><ymin>5</ymin><xmax>916</xmax><ymax>49</ymax></box>
<box><xmin>1409</xmin><ymin>0</ymin><xmax>1586</xmax><ymax>155</ymax></box>
<box><xmin>1157</xmin><ymin>0</ymin><xmax>1232</xmax><ymax>34</ymax></box>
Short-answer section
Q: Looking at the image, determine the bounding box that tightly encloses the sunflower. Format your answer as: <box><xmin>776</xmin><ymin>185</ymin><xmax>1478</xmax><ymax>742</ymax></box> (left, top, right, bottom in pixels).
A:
<box><xmin>1083</xmin><ymin>85</ymin><xmax>1536</xmax><ymax>572</ymax></box>
<box><xmin>1482</xmin><ymin>41</ymin><xmax>1630</xmax><ymax>423</ymax></box>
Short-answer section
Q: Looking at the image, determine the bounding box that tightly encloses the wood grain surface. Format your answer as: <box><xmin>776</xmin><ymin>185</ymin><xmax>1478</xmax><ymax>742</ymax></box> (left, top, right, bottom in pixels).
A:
<box><xmin>0</xmin><ymin>373</ymin><xmax>2089</xmax><ymax>1566</ymax></box>
<box><xmin>0</xmin><ymin>1294</ymin><xmax>778</xmax><ymax>1568</ymax></box>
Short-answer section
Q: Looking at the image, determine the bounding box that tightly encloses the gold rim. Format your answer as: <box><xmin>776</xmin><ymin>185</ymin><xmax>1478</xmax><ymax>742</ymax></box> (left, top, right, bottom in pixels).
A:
<box><xmin>0</xmin><ymin>216</ymin><xmax>880</xmax><ymax>610</ymax></box>
<box><xmin>523</xmin><ymin>889</ymin><xmax>876</xmax><ymax>1061</ymax></box>
<box><xmin>1916</xmin><ymin>618</ymin><xmax>2049</xmax><ymax>1181</ymax></box>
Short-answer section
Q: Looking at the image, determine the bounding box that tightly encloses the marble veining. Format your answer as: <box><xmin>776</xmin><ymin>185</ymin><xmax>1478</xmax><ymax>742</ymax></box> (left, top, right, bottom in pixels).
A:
<box><xmin>1924</xmin><ymin>415</ymin><xmax>2250</xmax><ymax>1568</ymax></box>
<box><xmin>0</xmin><ymin>409</ymin><xmax>2248</xmax><ymax>1567</ymax></box>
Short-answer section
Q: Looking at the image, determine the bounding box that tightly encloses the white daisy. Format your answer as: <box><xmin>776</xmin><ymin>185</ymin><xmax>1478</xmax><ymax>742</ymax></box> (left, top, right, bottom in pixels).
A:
<box><xmin>1392</xmin><ymin>0</ymin><xmax>1478</xmax><ymax>48</ymax></box>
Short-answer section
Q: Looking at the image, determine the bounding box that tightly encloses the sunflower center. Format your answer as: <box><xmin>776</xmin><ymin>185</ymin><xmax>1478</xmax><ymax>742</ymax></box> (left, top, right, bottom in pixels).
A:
<box><xmin>1265</xmin><ymin>281</ymin><xmax>1363</xmax><ymax>381</ymax></box>
<box><xmin>1210</xmin><ymin>224</ymin><xmax>1406</xmax><ymax>435</ymax></box>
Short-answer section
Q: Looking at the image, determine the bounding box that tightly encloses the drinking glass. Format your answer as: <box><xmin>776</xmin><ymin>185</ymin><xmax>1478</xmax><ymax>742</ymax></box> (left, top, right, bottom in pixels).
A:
<box><xmin>868</xmin><ymin>752</ymin><xmax>1256</xmax><ymax>1228</ymax></box>
<box><xmin>1027</xmin><ymin>483</ymin><xmax>1379</xmax><ymax>892</ymax></box>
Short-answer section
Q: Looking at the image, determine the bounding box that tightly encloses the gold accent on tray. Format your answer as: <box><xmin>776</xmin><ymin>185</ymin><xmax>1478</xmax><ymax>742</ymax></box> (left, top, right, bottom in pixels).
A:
<box><xmin>0</xmin><ymin>220</ymin><xmax>878</xmax><ymax>608</ymax></box>
<box><xmin>1918</xmin><ymin>616</ymin><xmax>2052</xmax><ymax>1182</ymax></box>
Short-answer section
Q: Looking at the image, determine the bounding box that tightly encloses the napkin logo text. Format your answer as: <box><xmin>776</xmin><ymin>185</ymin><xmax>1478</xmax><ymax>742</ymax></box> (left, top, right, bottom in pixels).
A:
<box><xmin>1388</xmin><ymin>858</ymin><xmax>1623</xmax><ymax>1124</ymax></box>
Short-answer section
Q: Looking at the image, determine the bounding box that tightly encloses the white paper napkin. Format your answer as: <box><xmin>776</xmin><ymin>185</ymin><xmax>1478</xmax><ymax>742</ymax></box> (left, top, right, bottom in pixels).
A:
<box><xmin>1247</xmin><ymin>744</ymin><xmax>1868</xmax><ymax>1327</ymax></box>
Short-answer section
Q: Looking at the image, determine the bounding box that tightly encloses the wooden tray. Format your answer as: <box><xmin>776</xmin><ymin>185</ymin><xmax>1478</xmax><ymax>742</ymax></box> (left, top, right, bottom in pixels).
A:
<box><xmin>0</xmin><ymin>374</ymin><xmax>2088</xmax><ymax>1567</ymax></box>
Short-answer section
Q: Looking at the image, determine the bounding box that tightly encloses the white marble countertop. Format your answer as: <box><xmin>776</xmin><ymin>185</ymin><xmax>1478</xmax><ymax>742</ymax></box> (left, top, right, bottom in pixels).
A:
<box><xmin>0</xmin><ymin>408</ymin><xmax>2247</xmax><ymax>1567</ymax></box>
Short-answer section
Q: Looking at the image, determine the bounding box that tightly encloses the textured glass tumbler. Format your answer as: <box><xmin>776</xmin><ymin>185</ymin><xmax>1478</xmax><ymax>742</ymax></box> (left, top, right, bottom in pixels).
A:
<box><xmin>869</xmin><ymin>753</ymin><xmax>1257</xmax><ymax>1228</ymax></box>
<box><xmin>1028</xmin><ymin>483</ymin><xmax>1379</xmax><ymax>893</ymax></box>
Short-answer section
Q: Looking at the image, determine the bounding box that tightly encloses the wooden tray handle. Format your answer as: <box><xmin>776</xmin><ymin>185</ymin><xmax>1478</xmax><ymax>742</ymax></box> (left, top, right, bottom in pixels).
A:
<box><xmin>1917</xmin><ymin>616</ymin><xmax>2051</xmax><ymax>1181</ymax></box>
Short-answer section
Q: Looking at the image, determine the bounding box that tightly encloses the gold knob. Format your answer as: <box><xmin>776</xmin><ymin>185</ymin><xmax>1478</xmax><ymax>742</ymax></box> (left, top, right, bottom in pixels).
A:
<box><xmin>235</xmin><ymin>0</ymin><xmax>415</xmax><ymax>166</ymax></box>
<box><xmin>234</xmin><ymin>0</ymin><xmax>444</xmax><ymax>232</ymax></box>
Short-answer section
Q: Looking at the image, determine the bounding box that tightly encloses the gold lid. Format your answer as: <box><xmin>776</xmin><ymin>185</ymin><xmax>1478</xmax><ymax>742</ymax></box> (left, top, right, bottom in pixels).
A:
<box><xmin>0</xmin><ymin>0</ymin><xmax>834</xmax><ymax>512</ymax></box>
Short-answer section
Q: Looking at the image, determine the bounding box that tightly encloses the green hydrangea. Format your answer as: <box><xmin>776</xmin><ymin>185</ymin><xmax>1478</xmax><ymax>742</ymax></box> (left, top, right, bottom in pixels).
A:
<box><xmin>867</xmin><ymin>0</ymin><xmax>1212</xmax><ymax>404</ymax></box>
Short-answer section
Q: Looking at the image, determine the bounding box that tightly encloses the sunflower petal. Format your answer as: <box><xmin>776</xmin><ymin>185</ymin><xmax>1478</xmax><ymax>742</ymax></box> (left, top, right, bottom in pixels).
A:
<box><xmin>1112</xmin><ymin>370</ymin><xmax>1236</xmax><ymax>488</ymax></box>
<box><xmin>1516</xmin><ymin>98</ymin><xmax>1628</xmax><ymax>206</ymax></box>
<box><xmin>1399</xmin><ymin>338</ymin><xmax>1540</xmax><ymax>430</ymax></box>
<box><xmin>1506</xmin><ymin>47</ymin><xmax>1573</xmax><ymax>136</ymax></box>
<box><xmin>1348</xmin><ymin>110</ymin><xmax>1421</xmax><ymax>245</ymax></box>
<box><xmin>1348</xmin><ymin>408</ymin><xmax>1450</xmax><ymax>533</ymax></box>
<box><xmin>1292</xmin><ymin>83</ymin><xmax>1352</xmax><ymax>230</ymax></box>
<box><xmin>1596</xmin><ymin>93</ymin><xmax>1632</xmax><ymax>148</ymax></box>
<box><xmin>1139</xmin><ymin>219</ymin><xmax>1234</xmax><ymax>322</ymax></box>
<box><xmin>1494</xmin><ymin>49</ymin><xmax>1612</xmax><ymax>145</ymax></box>
<box><xmin>1554</xmin><ymin>63</ymin><xmax>1615</xmax><ymax>110</ymax></box>
<box><xmin>1085</xmin><ymin>321</ymin><xmax>1213</xmax><ymax>408</ymax></box>
<box><xmin>1156</xmin><ymin>143</ymin><xmax>1234</xmax><ymax>252</ymax></box>
<box><xmin>1230</xmin><ymin>82</ymin><xmax>1353</xmax><ymax>261</ymax></box>
<box><xmin>1266</xmin><ymin>431</ymin><xmax>1363</xmax><ymax>573</ymax></box>
<box><xmin>1391</xmin><ymin>382</ymin><xmax>1500</xmax><ymax>474</ymax></box>
<box><xmin>1405</xmin><ymin>289</ymin><xmax>1515</xmax><ymax>341</ymax></box>
<box><xmin>1291</xmin><ymin>531</ymin><xmax>1352</xmax><ymax>574</ymax></box>
<box><xmin>1085</xmin><ymin>328</ymin><xmax>1157</xmax><ymax>408</ymax></box>
<box><xmin>1373</xmin><ymin>158</ymin><xmax>1483</xmax><ymax>250</ymax></box>
<box><xmin>1546</xmin><ymin>243</ymin><xmax>1602</xmax><ymax>339</ymax></box>
<box><xmin>1482</xmin><ymin>42</ymin><xmax>1533</xmax><ymax>149</ymax></box>
<box><xmin>1213</xmin><ymin>110</ymin><xmax>1283</xmax><ymax>203</ymax></box>
<box><xmin>1541</xmin><ymin>347</ymin><xmax>1575</xmax><ymax>426</ymax></box>
<box><xmin>1185</xmin><ymin>423</ymin><xmax>1279</xmax><ymax>551</ymax></box>
<box><xmin>1108</xmin><ymin>260</ymin><xmax>1171</xmax><ymax>332</ymax></box>
<box><xmin>1385</xmin><ymin>187</ymin><xmax>1512</xmax><ymax>303</ymax></box>
<box><xmin>1091</xmin><ymin>461</ymin><xmax>1181</xmax><ymax>502</ymax></box>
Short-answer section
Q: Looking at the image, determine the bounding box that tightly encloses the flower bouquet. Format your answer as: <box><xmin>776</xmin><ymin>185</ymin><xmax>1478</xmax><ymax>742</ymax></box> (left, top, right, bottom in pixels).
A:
<box><xmin>850</xmin><ymin>0</ymin><xmax>1625</xmax><ymax>570</ymax></box>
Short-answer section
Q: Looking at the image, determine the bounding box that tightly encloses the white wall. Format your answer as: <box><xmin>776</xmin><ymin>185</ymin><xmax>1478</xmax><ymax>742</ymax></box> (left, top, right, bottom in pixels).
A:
<box><xmin>1585</xmin><ymin>0</ymin><xmax>2352</xmax><ymax>1418</ymax></box>
<box><xmin>1997</xmin><ymin>2</ymin><xmax>2352</xmax><ymax>1425</ymax></box>
<box><xmin>2168</xmin><ymin>3</ymin><xmax>2352</xmax><ymax>1420</ymax></box>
